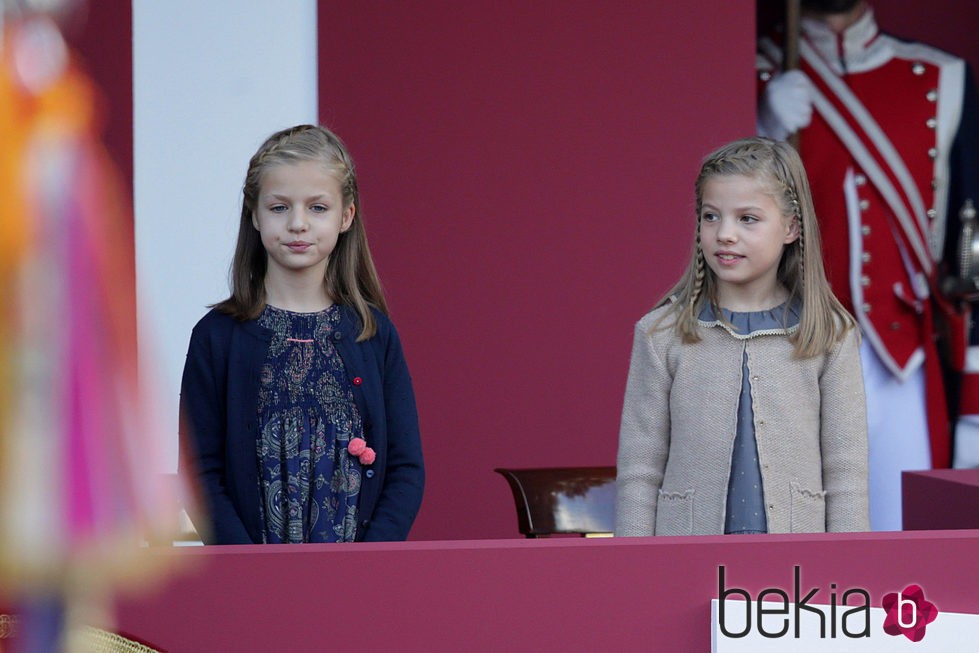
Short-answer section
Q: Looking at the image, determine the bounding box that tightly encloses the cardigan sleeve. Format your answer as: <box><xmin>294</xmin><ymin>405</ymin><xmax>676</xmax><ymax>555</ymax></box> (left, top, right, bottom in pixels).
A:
<box><xmin>819</xmin><ymin>328</ymin><xmax>871</xmax><ymax>532</ymax></box>
<box><xmin>615</xmin><ymin>318</ymin><xmax>673</xmax><ymax>537</ymax></box>
<box><xmin>360</xmin><ymin>318</ymin><xmax>425</xmax><ymax>541</ymax></box>
<box><xmin>179</xmin><ymin>317</ymin><xmax>253</xmax><ymax>544</ymax></box>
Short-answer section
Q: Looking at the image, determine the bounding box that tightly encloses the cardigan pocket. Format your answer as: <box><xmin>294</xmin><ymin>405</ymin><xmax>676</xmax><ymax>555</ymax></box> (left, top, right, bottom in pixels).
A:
<box><xmin>789</xmin><ymin>483</ymin><xmax>826</xmax><ymax>533</ymax></box>
<box><xmin>655</xmin><ymin>489</ymin><xmax>694</xmax><ymax>536</ymax></box>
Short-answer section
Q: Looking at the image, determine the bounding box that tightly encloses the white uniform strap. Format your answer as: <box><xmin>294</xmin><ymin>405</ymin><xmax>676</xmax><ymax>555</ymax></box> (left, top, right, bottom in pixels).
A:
<box><xmin>799</xmin><ymin>40</ymin><xmax>934</xmax><ymax>274</ymax></box>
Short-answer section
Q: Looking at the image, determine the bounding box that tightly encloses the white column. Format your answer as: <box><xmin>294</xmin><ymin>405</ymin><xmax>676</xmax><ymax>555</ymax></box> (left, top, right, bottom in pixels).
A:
<box><xmin>132</xmin><ymin>0</ymin><xmax>318</xmax><ymax>470</ymax></box>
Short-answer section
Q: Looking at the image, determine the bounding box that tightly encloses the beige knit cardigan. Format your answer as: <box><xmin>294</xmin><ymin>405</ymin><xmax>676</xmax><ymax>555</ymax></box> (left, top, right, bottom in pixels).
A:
<box><xmin>615</xmin><ymin>305</ymin><xmax>870</xmax><ymax>536</ymax></box>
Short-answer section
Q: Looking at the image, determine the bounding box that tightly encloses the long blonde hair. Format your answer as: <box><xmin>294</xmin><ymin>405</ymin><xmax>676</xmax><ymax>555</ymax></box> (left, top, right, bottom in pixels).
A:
<box><xmin>657</xmin><ymin>137</ymin><xmax>855</xmax><ymax>358</ymax></box>
<box><xmin>214</xmin><ymin>124</ymin><xmax>387</xmax><ymax>340</ymax></box>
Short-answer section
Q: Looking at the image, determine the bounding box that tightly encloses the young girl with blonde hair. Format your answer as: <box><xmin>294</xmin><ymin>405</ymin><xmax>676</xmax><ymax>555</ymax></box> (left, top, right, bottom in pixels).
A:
<box><xmin>615</xmin><ymin>136</ymin><xmax>869</xmax><ymax>536</ymax></box>
<box><xmin>181</xmin><ymin>125</ymin><xmax>424</xmax><ymax>544</ymax></box>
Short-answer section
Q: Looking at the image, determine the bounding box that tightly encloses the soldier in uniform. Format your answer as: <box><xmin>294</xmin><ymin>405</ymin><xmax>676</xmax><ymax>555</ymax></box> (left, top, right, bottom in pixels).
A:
<box><xmin>757</xmin><ymin>0</ymin><xmax>979</xmax><ymax>530</ymax></box>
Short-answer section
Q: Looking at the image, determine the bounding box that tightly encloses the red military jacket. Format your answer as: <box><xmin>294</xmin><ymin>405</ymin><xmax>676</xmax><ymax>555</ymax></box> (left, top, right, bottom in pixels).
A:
<box><xmin>758</xmin><ymin>8</ymin><xmax>979</xmax><ymax>467</ymax></box>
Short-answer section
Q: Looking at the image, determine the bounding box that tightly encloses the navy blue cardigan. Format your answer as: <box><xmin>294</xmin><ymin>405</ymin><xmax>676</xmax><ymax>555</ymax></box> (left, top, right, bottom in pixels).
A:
<box><xmin>179</xmin><ymin>306</ymin><xmax>424</xmax><ymax>544</ymax></box>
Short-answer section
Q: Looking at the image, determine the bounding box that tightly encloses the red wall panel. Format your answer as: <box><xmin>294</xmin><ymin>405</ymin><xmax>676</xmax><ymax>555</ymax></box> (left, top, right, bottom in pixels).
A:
<box><xmin>319</xmin><ymin>2</ymin><xmax>757</xmax><ymax>540</ymax></box>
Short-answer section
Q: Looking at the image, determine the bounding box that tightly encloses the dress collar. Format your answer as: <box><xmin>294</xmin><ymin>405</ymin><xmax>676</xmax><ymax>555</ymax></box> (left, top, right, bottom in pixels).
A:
<box><xmin>698</xmin><ymin>299</ymin><xmax>802</xmax><ymax>339</ymax></box>
<box><xmin>243</xmin><ymin>303</ymin><xmax>359</xmax><ymax>341</ymax></box>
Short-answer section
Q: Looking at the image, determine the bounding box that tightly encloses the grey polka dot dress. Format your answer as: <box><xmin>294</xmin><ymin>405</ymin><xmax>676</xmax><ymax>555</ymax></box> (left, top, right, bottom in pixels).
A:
<box><xmin>698</xmin><ymin>301</ymin><xmax>801</xmax><ymax>535</ymax></box>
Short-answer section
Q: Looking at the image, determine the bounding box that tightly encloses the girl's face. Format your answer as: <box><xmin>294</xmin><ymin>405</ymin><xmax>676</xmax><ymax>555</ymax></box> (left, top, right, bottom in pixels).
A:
<box><xmin>699</xmin><ymin>174</ymin><xmax>799</xmax><ymax>310</ymax></box>
<box><xmin>252</xmin><ymin>160</ymin><xmax>355</xmax><ymax>283</ymax></box>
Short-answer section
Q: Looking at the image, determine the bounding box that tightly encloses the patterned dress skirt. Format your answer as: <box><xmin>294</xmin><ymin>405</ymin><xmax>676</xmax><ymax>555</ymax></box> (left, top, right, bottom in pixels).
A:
<box><xmin>255</xmin><ymin>304</ymin><xmax>364</xmax><ymax>543</ymax></box>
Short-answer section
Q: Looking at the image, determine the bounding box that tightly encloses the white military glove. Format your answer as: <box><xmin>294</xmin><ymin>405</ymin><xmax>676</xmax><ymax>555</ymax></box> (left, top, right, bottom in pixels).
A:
<box><xmin>757</xmin><ymin>70</ymin><xmax>813</xmax><ymax>141</ymax></box>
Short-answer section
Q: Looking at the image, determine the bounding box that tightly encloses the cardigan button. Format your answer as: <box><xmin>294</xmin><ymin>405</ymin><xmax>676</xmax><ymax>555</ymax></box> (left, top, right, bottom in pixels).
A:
<box><xmin>365</xmin><ymin>469</ymin><xmax>375</xmax><ymax>479</ymax></box>
<box><xmin>333</xmin><ymin>332</ymin><xmax>343</xmax><ymax>341</ymax></box>
<box><xmin>353</xmin><ymin>377</ymin><xmax>363</xmax><ymax>386</ymax></box>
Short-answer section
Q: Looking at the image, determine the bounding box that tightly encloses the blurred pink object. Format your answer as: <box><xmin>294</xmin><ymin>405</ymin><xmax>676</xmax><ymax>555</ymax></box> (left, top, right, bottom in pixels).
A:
<box><xmin>0</xmin><ymin>11</ymin><xmax>184</xmax><ymax>591</ymax></box>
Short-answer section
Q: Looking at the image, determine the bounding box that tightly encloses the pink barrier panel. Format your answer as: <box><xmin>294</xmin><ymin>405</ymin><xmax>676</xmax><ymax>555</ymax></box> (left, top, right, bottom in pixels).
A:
<box><xmin>114</xmin><ymin>531</ymin><xmax>979</xmax><ymax>651</ymax></box>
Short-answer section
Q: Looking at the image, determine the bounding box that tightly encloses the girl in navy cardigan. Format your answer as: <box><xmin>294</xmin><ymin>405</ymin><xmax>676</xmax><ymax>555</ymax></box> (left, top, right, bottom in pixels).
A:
<box><xmin>180</xmin><ymin>125</ymin><xmax>424</xmax><ymax>544</ymax></box>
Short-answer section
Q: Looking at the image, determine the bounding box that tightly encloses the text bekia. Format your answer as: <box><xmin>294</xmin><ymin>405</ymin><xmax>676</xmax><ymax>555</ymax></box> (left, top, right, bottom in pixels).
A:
<box><xmin>717</xmin><ymin>565</ymin><xmax>870</xmax><ymax>639</ymax></box>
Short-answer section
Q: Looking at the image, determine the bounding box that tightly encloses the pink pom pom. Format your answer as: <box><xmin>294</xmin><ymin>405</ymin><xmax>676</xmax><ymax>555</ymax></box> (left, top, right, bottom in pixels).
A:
<box><xmin>348</xmin><ymin>438</ymin><xmax>367</xmax><ymax>456</ymax></box>
<box><xmin>359</xmin><ymin>447</ymin><xmax>376</xmax><ymax>466</ymax></box>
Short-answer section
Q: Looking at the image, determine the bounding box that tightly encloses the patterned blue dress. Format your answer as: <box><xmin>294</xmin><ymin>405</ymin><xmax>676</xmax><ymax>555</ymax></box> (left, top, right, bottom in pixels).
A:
<box><xmin>255</xmin><ymin>304</ymin><xmax>363</xmax><ymax>543</ymax></box>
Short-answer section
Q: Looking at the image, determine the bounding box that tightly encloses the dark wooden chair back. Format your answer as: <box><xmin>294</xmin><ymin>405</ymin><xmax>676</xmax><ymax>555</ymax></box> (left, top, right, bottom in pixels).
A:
<box><xmin>494</xmin><ymin>466</ymin><xmax>616</xmax><ymax>537</ymax></box>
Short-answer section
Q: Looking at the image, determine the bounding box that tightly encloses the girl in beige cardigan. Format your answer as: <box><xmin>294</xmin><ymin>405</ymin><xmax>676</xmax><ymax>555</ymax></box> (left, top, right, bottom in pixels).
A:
<box><xmin>615</xmin><ymin>137</ymin><xmax>869</xmax><ymax>536</ymax></box>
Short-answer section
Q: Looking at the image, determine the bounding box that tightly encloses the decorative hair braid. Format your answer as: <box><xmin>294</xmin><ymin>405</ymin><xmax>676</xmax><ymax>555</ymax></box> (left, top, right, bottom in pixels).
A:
<box><xmin>254</xmin><ymin>125</ymin><xmax>312</xmax><ymax>169</ymax></box>
<box><xmin>769</xmin><ymin>174</ymin><xmax>799</xmax><ymax>216</ymax></box>
<box><xmin>797</xmin><ymin>216</ymin><xmax>805</xmax><ymax>291</ymax></box>
<box><xmin>787</xmin><ymin>187</ymin><xmax>801</xmax><ymax>219</ymax></box>
<box><xmin>781</xmin><ymin>180</ymin><xmax>803</xmax><ymax>280</ymax></box>
<box><xmin>690</xmin><ymin>227</ymin><xmax>706</xmax><ymax>312</ymax></box>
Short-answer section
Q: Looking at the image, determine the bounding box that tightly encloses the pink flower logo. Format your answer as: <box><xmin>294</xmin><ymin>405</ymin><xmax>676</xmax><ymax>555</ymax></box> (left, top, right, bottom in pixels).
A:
<box><xmin>882</xmin><ymin>584</ymin><xmax>938</xmax><ymax>642</ymax></box>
